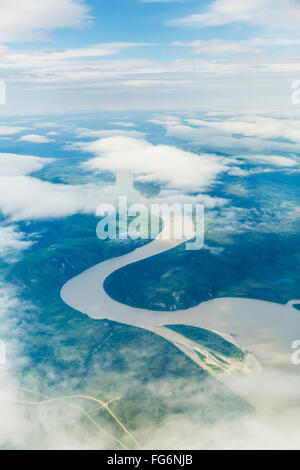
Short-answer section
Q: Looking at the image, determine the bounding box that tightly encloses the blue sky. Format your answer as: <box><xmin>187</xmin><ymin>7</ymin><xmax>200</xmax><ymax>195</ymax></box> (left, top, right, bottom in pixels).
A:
<box><xmin>60</xmin><ymin>0</ymin><xmax>252</xmax><ymax>50</ymax></box>
<box><xmin>4</xmin><ymin>0</ymin><xmax>284</xmax><ymax>57</ymax></box>
<box><xmin>0</xmin><ymin>0</ymin><xmax>300</xmax><ymax>114</ymax></box>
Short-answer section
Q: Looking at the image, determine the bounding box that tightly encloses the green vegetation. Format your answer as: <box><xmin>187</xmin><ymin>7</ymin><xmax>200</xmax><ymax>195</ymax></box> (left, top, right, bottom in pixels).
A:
<box><xmin>165</xmin><ymin>325</ymin><xmax>245</xmax><ymax>359</ymax></box>
<box><xmin>210</xmin><ymin>353</ymin><xmax>229</xmax><ymax>365</ymax></box>
<box><xmin>206</xmin><ymin>364</ymin><xmax>223</xmax><ymax>373</ymax></box>
<box><xmin>104</xmin><ymin>231</ymin><xmax>300</xmax><ymax>311</ymax></box>
<box><xmin>195</xmin><ymin>350</ymin><xmax>206</xmax><ymax>361</ymax></box>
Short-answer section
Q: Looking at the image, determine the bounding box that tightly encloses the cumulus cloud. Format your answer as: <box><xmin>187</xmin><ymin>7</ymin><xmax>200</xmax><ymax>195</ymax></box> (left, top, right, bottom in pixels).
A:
<box><xmin>0</xmin><ymin>149</ymin><xmax>123</xmax><ymax>220</ymax></box>
<box><xmin>0</xmin><ymin>153</ymin><xmax>54</xmax><ymax>176</ymax></box>
<box><xmin>0</xmin><ymin>133</ymin><xmax>238</xmax><ymax>221</ymax></box>
<box><xmin>0</xmin><ymin>0</ymin><xmax>93</xmax><ymax>42</ymax></box>
<box><xmin>82</xmin><ymin>136</ymin><xmax>232</xmax><ymax>192</ymax></box>
<box><xmin>0</xmin><ymin>176</ymin><xmax>123</xmax><ymax>221</ymax></box>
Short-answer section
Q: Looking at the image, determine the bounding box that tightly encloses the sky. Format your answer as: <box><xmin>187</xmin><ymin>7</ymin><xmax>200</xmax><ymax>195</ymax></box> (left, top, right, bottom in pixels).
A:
<box><xmin>0</xmin><ymin>0</ymin><xmax>300</xmax><ymax>114</ymax></box>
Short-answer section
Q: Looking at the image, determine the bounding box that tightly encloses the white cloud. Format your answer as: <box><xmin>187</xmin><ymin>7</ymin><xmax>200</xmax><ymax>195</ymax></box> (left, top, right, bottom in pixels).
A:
<box><xmin>0</xmin><ymin>44</ymin><xmax>288</xmax><ymax>89</ymax></box>
<box><xmin>82</xmin><ymin>136</ymin><xmax>231</xmax><ymax>192</ymax></box>
<box><xmin>237</xmin><ymin>154</ymin><xmax>296</xmax><ymax>168</ymax></box>
<box><xmin>151</xmin><ymin>116</ymin><xmax>300</xmax><ymax>154</ymax></box>
<box><xmin>108</xmin><ymin>122</ymin><xmax>136</xmax><ymax>128</ymax></box>
<box><xmin>167</xmin><ymin>0</ymin><xmax>300</xmax><ymax>31</ymax></box>
<box><xmin>0</xmin><ymin>124</ymin><xmax>296</xmax><ymax>222</ymax></box>
<box><xmin>152</xmin><ymin>189</ymin><xmax>228</xmax><ymax>209</ymax></box>
<box><xmin>0</xmin><ymin>153</ymin><xmax>53</xmax><ymax>176</ymax></box>
<box><xmin>0</xmin><ymin>126</ymin><xmax>27</xmax><ymax>135</ymax></box>
<box><xmin>4</xmin><ymin>43</ymin><xmax>150</xmax><ymax>69</ymax></box>
<box><xmin>0</xmin><ymin>4</ymin><xmax>298</xmax><ymax>113</ymax></box>
<box><xmin>249</xmin><ymin>34</ymin><xmax>300</xmax><ymax>47</ymax></box>
<box><xmin>0</xmin><ymin>176</ymin><xmax>108</xmax><ymax>220</ymax></box>
<box><xmin>0</xmin><ymin>0</ymin><xmax>93</xmax><ymax>42</ymax></box>
<box><xmin>0</xmin><ymin>150</ymin><xmax>119</xmax><ymax>220</ymax></box>
<box><xmin>47</xmin><ymin>131</ymin><xmax>59</xmax><ymax>136</ymax></box>
<box><xmin>33</xmin><ymin>122</ymin><xmax>60</xmax><ymax>128</ymax></box>
<box><xmin>0</xmin><ymin>39</ymin><xmax>299</xmax><ymax>113</ymax></box>
<box><xmin>0</xmin><ymin>132</ymin><xmax>238</xmax><ymax>220</ymax></box>
<box><xmin>187</xmin><ymin>116</ymin><xmax>300</xmax><ymax>142</ymax></box>
<box><xmin>77</xmin><ymin>128</ymin><xmax>145</xmax><ymax>139</ymax></box>
<box><xmin>20</xmin><ymin>134</ymin><xmax>52</xmax><ymax>144</ymax></box>
<box><xmin>0</xmin><ymin>225</ymin><xmax>33</xmax><ymax>261</ymax></box>
<box><xmin>172</xmin><ymin>39</ymin><xmax>260</xmax><ymax>55</ymax></box>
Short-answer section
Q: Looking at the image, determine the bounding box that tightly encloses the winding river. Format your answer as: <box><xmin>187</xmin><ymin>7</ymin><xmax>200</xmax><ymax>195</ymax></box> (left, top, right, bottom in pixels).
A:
<box><xmin>61</xmin><ymin>208</ymin><xmax>299</xmax><ymax>375</ymax></box>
